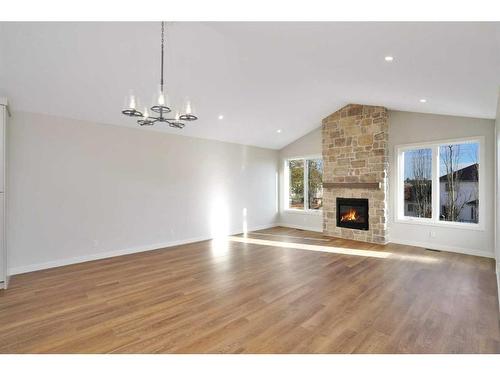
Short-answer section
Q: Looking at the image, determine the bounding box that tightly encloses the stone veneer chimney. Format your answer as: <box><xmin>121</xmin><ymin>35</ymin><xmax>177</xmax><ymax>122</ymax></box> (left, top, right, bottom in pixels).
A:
<box><xmin>322</xmin><ymin>104</ymin><xmax>389</xmax><ymax>244</ymax></box>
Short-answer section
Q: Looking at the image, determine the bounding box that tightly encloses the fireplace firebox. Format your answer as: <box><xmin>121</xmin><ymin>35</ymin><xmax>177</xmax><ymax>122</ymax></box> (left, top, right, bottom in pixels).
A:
<box><xmin>336</xmin><ymin>198</ymin><xmax>369</xmax><ymax>231</ymax></box>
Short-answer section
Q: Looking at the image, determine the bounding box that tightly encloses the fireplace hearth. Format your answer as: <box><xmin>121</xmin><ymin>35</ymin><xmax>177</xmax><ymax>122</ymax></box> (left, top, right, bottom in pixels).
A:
<box><xmin>336</xmin><ymin>198</ymin><xmax>369</xmax><ymax>231</ymax></box>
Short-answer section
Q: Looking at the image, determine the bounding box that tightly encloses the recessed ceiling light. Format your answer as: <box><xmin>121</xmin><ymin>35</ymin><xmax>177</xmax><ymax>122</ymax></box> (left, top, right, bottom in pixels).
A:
<box><xmin>276</xmin><ymin>129</ymin><xmax>282</xmax><ymax>133</ymax></box>
<box><xmin>384</xmin><ymin>56</ymin><xmax>394</xmax><ymax>62</ymax></box>
<box><xmin>218</xmin><ymin>115</ymin><xmax>224</xmax><ymax>120</ymax></box>
<box><xmin>419</xmin><ymin>99</ymin><xmax>427</xmax><ymax>103</ymax></box>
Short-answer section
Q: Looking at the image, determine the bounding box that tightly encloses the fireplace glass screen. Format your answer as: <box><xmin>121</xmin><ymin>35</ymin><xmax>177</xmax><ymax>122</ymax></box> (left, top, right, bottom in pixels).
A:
<box><xmin>336</xmin><ymin>198</ymin><xmax>369</xmax><ymax>231</ymax></box>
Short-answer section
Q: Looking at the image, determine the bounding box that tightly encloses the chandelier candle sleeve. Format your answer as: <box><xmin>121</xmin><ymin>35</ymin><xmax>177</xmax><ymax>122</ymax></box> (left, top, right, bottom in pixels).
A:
<box><xmin>122</xmin><ymin>90</ymin><xmax>142</xmax><ymax>117</ymax></box>
<box><xmin>121</xmin><ymin>22</ymin><xmax>198</xmax><ymax>128</ymax></box>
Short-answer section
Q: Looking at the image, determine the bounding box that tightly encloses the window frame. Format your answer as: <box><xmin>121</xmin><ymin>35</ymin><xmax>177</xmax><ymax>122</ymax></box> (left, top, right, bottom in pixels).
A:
<box><xmin>395</xmin><ymin>136</ymin><xmax>485</xmax><ymax>231</ymax></box>
<box><xmin>284</xmin><ymin>154</ymin><xmax>323</xmax><ymax>215</ymax></box>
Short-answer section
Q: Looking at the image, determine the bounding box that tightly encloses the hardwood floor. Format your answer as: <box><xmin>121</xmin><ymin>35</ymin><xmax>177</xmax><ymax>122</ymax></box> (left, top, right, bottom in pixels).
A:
<box><xmin>0</xmin><ymin>226</ymin><xmax>499</xmax><ymax>353</ymax></box>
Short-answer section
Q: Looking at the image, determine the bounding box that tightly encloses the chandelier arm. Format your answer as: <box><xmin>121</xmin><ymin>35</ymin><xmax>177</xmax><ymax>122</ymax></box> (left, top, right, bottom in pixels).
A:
<box><xmin>122</xmin><ymin>109</ymin><xmax>143</xmax><ymax>117</ymax></box>
<box><xmin>169</xmin><ymin>122</ymin><xmax>185</xmax><ymax>129</ymax></box>
<box><xmin>137</xmin><ymin>117</ymin><xmax>160</xmax><ymax>124</ymax></box>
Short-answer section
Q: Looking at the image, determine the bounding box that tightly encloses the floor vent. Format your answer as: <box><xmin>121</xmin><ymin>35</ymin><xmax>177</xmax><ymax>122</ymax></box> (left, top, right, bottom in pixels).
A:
<box><xmin>425</xmin><ymin>248</ymin><xmax>441</xmax><ymax>252</ymax></box>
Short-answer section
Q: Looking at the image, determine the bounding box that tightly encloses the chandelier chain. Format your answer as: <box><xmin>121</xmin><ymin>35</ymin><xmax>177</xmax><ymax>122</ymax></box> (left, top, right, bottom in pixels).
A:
<box><xmin>160</xmin><ymin>21</ymin><xmax>164</xmax><ymax>92</ymax></box>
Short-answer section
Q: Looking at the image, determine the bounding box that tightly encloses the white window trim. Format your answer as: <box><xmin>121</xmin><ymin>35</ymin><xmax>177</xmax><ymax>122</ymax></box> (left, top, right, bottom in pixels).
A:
<box><xmin>395</xmin><ymin>136</ymin><xmax>485</xmax><ymax>231</ymax></box>
<box><xmin>284</xmin><ymin>154</ymin><xmax>323</xmax><ymax>215</ymax></box>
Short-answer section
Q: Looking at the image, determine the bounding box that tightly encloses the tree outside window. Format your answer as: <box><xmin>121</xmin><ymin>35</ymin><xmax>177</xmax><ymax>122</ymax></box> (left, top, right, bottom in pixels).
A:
<box><xmin>288</xmin><ymin>160</ymin><xmax>304</xmax><ymax>209</ymax></box>
<box><xmin>439</xmin><ymin>143</ymin><xmax>478</xmax><ymax>223</ymax></box>
<box><xmin>403</xmin><ymin>148</ymin><xmax>432</xmax><ymax>218</ymax></box>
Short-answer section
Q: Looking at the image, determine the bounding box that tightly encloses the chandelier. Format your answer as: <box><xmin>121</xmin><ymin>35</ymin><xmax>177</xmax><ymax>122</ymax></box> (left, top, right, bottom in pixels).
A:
<box><xmin>121</xmin><ymin>22</ymin><xmax>198</xmax><ymax>128</ymax></box>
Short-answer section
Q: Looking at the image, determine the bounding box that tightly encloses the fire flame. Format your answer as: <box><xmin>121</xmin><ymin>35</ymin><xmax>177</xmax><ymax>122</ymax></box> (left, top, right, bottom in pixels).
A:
<box><xmin>341</xmin><ymin>208</ymin><xmax>358</xmax><ymax>222</ymax></box>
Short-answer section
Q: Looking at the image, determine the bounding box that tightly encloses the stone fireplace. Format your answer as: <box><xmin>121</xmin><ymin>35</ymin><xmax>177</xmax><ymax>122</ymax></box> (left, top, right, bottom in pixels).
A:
<box><xmin>322</xmin><ymin>104</ymin><xmax>389</xmax><ymax>244</ymax></box>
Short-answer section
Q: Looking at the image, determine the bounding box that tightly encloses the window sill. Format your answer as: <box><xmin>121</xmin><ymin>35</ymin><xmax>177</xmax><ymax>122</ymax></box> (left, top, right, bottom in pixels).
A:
<box><xmin>283</xmin><ymin>209</ymin><xmax>323</xmax><ymax>216</ymax></box>
<box><xmin>394</xmin><ymin>218</ymin><xmax>484</xmax><ymax>231</ymax></box>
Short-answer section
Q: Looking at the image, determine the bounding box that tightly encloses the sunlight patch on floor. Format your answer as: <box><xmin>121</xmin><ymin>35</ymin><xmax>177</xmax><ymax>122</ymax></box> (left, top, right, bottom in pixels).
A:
<box><xmin>227</xmin><ymin>236</ymin><xmax>391</xmax><ymax>259</ymax></box>
<box><xmin>227</xmin><ymin>236</ymin><xmax>441</xmax><ymax>263</ymax></box>
<box><xmin>249</xmin><ymin>232</ymin><xmax>331</xmax><ymax>242</ymax></box>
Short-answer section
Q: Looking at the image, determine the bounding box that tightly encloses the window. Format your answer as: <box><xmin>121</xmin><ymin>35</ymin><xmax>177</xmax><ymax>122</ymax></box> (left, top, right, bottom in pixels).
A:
<box><xmin>308</xmin><ymin>159</ymin><xmax>323</xmax><ymax>210</ymax></box>
<box><xmin>403</xmin><ymin>148</ymin><xmax>432</xmax><ymax>218</ymax></box>
<box><xmin>397</xmin><ymin>138</ymin><xmax>482</xmax><ymax>227</ymax></box>
<box><xmin>439</xmin><ymin>143</ymin><xmax>479</xmax><ymax>223</ymax></box>
<box><xmin>288</xmin><ymin>159</ymin><xmax>304</xmax><ymax>209</ymax></box>
<box><xmin>286</xmin><ymin>157</ymin><xmax>323</xmax><ymax>212</ymax></box>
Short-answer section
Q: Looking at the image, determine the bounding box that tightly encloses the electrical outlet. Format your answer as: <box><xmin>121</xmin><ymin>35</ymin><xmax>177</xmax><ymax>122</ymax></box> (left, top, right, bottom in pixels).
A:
<box><xmin>429</xmin><ymin>231</ymin><xmax>436</xmax><ymax>238</ymax></box>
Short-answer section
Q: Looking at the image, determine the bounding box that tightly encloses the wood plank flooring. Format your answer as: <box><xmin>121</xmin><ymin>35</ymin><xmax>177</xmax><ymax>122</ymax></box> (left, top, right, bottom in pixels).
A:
<box><xmin>0</xmin><ymin>226</ymin><xmax>499</xmax><ymax>353</ymax></box>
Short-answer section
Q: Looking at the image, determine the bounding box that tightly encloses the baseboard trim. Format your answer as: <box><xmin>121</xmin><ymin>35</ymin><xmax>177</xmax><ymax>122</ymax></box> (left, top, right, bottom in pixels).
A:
<box><xmin>8</xmin><ymin>237</ymin><xmax>210</xmax><ymax>276</ymax></box>
<box><xmin>390</xmin><ymin>238</ymin><xmax>495</xmax><ymax>259</ymax></box>
<box><xmin>275</xmin><ymin>223</ymin><xmax>323</xmax><ymax>233</ymax></box>
<box><xmin>8</xmin><ymin>223</ymin><xmax>277</xmax><ymax>276</ymax></box>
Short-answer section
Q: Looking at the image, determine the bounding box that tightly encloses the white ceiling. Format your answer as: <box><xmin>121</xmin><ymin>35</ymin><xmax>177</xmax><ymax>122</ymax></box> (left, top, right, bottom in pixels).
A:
<box><xmin>1</xmin><ymin>22</ymin><xmax>499</xmax><ymax>149</ymax></box>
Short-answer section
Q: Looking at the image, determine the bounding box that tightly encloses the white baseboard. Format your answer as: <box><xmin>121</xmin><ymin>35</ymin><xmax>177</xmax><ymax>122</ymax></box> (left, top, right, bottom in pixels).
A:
<box><xmin>8</xmin><ymin>223</ymin><xmax>277</xmax><ymax>276</ymax></box>
<box><xmin>390</xmin><ymin>238</ymin><xmax>495</xmax><ymax>259</ymax></box>
<box><xmin>275</xmin><ymin>222</ymin><xmax>323</xmax><ymax>233</ymax></box>
<box><xmin>8</xmin><ymin>237</ymin><xmax>210</xmax><ymax>275</ymax></box>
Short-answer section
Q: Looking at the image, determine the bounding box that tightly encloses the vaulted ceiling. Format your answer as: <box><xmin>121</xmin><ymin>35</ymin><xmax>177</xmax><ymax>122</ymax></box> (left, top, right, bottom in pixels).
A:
<box><xmin>1</xmin><ymin>22</ymin><xmax>499</xmax><ymax>149</ymax></box>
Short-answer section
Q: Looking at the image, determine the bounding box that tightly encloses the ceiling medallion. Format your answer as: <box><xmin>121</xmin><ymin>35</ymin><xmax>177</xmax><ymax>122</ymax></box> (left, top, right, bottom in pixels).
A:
<box><xmin>121</xmin><ymin>22</ymin><xmax>198</xmax><ymax>128</ymax></box>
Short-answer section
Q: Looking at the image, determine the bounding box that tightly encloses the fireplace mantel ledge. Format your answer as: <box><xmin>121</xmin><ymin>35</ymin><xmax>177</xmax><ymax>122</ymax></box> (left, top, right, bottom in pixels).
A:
<box><xmin>323</xmin><ymin>182</ymin><xmax>381</xmax><ymax>190</ymax></box>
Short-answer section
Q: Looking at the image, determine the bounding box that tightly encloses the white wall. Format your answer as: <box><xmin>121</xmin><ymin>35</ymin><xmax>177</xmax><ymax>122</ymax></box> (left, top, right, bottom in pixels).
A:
<box><xmin>7</xmin><ymin>111</ymin><xmax>279</xmax><ymax>274</ymax></box>
<box><xmin>389</xmin><ymin>110</ymin><xmax>495</xmax><ymax>258</ymax></box>
<box><xmin>495</xmin><ymin>90</ymin><xmax>500</xmax><ymax>292</ymax></box>
<box><xmin>278</xmin><ymin>127</ymin><xmax>323</xmax><ymax>232</ymax></box>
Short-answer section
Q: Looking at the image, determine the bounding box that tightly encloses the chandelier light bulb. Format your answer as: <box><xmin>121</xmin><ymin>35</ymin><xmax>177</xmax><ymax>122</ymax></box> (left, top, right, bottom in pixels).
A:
<box><xmin>128</xmin><ymin>91</ymin><xmax>136</xmax><ymax>110</ymax></box>
<box><xmin>175</xmin><ymin>111</ymin><xmax>180</xmax><ymax>121</ymax></box>
<box><xmin>158</xmin><ymin>93</ymin><xmax>165</xmax><ymax>106</ymax></box>
<box><xmin>185</xmin><ymin>101</ymin><xmax>192</xmax><ymax>115</ymax></box>
<box><xmin>143</xmin><ymin>107</ymin><xmax>150</xmax><ymax>119</ymax></box>
<box><xmin>157</xmin><ymin>84</ymin><xmax>166</xmax><ymax>106</ymax></box>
